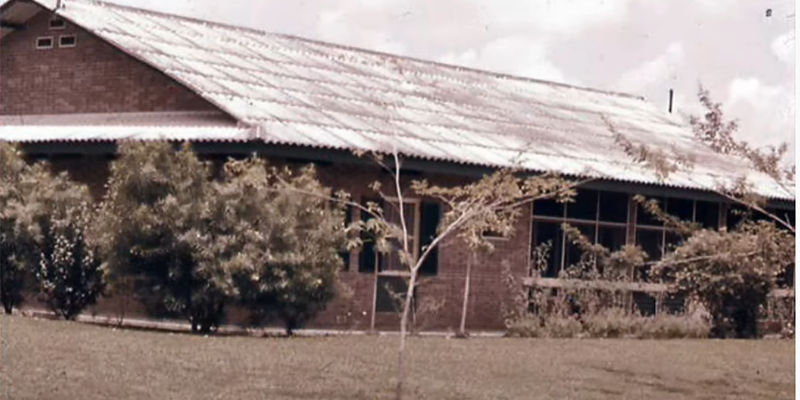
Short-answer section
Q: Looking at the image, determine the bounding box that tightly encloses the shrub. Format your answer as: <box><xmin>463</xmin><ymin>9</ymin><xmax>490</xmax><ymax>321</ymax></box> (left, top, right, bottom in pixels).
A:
<box><xmin>638</xmin><ymin>314</ymin><xmax>711</xmax><ymax>339</ymax></box>
<box><xmin>507</xmin><ymin>306</ymin><xmax>712</xmax><ymax>339</ymax></box>
<box><xmin>97</xmin><ymin>142</ymin><xmax>235</xmax><ymax>333</ymax></box>
<box><xmin>34</xmin><ymin>204</ymin><xmax>105</xmax><ymax>320</ymax></box>
<box><xmin>656</xmin><ymin>222</ymin><xmax>794</xmax><ymax>338</ymax></box>
<box><xmin>221</xmin><ymin>160</ymin><xmax>346</xmax><ymax>335</ymax></box>
<box><xmin>0</xmin><ymin>143</ymin><xmax>41</xmax><ymax>314</ymax></box>
<box><xmin>582</xmin><ymin>308</ymin><xmax>643</xmax><ymax>338</ymax></box>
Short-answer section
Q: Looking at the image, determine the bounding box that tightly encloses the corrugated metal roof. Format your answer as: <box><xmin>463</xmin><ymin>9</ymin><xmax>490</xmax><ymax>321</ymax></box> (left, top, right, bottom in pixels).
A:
<box><xmin>0</xmin><ymin>0</ymin><xmax>794</xmax><ymax>201</ymax></box>
<box><xmin>0</xmin><ymin>125</ymin><xmax>254</xmax><ymax>142</ymax></box>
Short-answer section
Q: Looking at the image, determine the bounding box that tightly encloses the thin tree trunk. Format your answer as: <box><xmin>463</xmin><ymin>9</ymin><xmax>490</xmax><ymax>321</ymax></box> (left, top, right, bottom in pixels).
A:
<box><xmin>396</xmin><ymin>269</ymin><xmax>417</xmax><ymax>400</ymax></box>
<box><xmin>459</xmin><ymin>252</ymin><xmax>475</xmax><ymax>337</ymax></box>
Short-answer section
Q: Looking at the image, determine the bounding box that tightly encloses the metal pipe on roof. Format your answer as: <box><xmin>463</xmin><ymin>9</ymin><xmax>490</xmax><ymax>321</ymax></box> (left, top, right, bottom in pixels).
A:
<box><xmin>668</xmin><ymin>89</ymin><xmax>674</xmax><ymax>113</ymax></box>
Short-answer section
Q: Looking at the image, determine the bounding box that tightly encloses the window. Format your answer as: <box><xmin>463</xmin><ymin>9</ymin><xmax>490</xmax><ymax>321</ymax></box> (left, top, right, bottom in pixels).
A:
<box><xmin>695</xmin><ymin>201</ymin><xmax>720</xmax><ymax>229</ymax></box>
<box><xmin>663</xmin><ymin>293</ymin><xmax>686</xmax><ymax>315</ymax></box>
<box><xmin>49</xmin><ymin>18</ymin><xmax>66</xmax><ymax>30</ymax></box>
<box><xmin>632</xmin><ymin>292</ymin><xmax>656</xmax><ymax>316</ymax></box>
<box><xmin>358</xmin><ymin>197</ymin><xmax>440</xmax><ymax>276</ymax></box>
<box><xmin>531</xmin><ymin>189</ymin><xmax>629</xmax><ymax>278</ymax></box>
<box><xmin>633</xmin><ymin>197</ymin><xmax>722</xmax><ymax>281</ymax></box>
<box><xmin>36</xmin><ymin>37</ymin><xmax>54</xmax><ymax>50</ymax></box>
<box><xmin>59</xmin><ymin>35</ymin><xmax>77</xmax><ymax>48</ymax></box>
<box><xmin>383</xmin><ymin>200</ymin><xmax>420</xmax><ymax>272</ymax></box>
<box><xmin>375</xmin><ymin>276</ymin><xmax>408</xmax><ymax>313</ymax></box>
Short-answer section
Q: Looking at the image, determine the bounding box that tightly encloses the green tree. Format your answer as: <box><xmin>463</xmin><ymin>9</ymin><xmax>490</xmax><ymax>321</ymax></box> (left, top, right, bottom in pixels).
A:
<box><xmin>655</xmin><ymin>221</ymin><xmax>793</xmax><ymax>338</ymax></box>
<box><xmin>0</xmin><ymin>142</ymin><xmax>39</xmax><ymax>314</ymax></box>
<box><xmin>221</xmin><ymin>158</ymin><xmax>346</xmax><ymax>335</ymax></box>
<box><xmin>278</xmin><ymin>150</ymin><xmax>581</xmax><ymax>400</ymax></box>
<box><xmin>613</xmin><ymin>87</ymin><xmax>796</xmax><ymax>338</ymax></box>
<box><xmin>96</xmin><ymin>142</ymin><xmax>234</xmax><ymax>333</ymax></box>
<box><xmin>34</xmin><ymin>202</ymin><xmax>105</xmax><ymax>320</ymax></box>
<box><xmin>1</xmin><ymin>142</ymin><xmax>96</xmax><ymax>316</ymax></box>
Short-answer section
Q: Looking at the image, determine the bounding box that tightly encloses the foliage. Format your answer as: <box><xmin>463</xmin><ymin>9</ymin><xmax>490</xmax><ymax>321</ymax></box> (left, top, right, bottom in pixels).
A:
<box><xmin>1</xmin><ymin>142</ymin><xmax>98</xmax><ymax>317</ymax></box>
<box><xmin>96</xmin><ymin>142</ymin><xmax>234</xmax><ymax>333</ymax></box>
<box><xmin>506</xmin><ymin>309</ymin><xmax>710</xmax><ymax>339</ymax></box>
<box><xmin>638</xmin><ymin>313</ymin><xmax>711</xmax><ymax>339</ymax></box>
<box><xmin>0</xmin><ymin>142</ymin><xmax>38</xmax><ymax>314</ymax></box>
<box><xmin>655</xmin><ymin>222</ymin><xmax>794</xmax><ymax>338</ymax></box>
<box><xmin>34</xmin><ymin>202</ymin><xmax>105</xmax><ymax>320</ymax></box>
<box><xmin>225</xmin><ymin>159</ymin><xmax>346</xmax><ymax>335</ymax></box>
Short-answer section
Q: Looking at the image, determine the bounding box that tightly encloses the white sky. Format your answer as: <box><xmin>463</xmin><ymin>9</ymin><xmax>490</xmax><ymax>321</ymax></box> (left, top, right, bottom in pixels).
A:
<box><xmin>20</xmin><ymin>0</ymin><xmax>800</xmax><ymax>159</ymax></box>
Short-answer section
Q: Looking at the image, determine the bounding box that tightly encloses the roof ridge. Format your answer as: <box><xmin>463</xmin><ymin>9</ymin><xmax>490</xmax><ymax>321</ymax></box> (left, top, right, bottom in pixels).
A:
<box><xmin>56</xmin><ymin>0</ymin><xmax>645</xmax><ymax>102</ymax></box>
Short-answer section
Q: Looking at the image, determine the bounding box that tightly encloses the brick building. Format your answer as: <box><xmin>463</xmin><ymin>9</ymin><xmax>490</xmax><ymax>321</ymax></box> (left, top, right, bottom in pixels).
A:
<box><xmin>1</xmin><ymin>0</ymin><xmax>794</xmax><ymax>331</ymax></box>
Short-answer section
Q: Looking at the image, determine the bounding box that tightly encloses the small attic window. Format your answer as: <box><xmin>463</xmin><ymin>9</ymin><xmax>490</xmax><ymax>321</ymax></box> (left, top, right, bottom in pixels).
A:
<box><xmin>36</xmin><ymin>37</ymin><xmax>54</xmax><ymax>49</ymax></box>
<box><xmin>49</xmin><ymin>18</ymin><xmax>66</xmax><ymax>30</ymax></box>
<box><xmin>59</xmin><ymin>35</ymin><xmax>77</xmax><ymax>48</ymax></box>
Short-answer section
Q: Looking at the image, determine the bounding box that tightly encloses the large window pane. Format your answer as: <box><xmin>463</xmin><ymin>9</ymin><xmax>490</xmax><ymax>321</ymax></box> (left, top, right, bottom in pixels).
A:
<box><xmin>726</xmin><ymin>204</ymin><xmax>749</xmax><ymax>231</ymax></box>
<box><xmin>664</xmin><ymin>231</ymin><xmax>684</xmax><ymax>255</ymax></box>
<box><xmin>533</xmin><ymin>198</ymin><xmax>564</xmax><ymax>218</ymax></box>
<box><xmin>695</xmin><ymin>201</ymin><xmax>720</xmax><ymax>229</ymax></box>
<box><xmin>636</xmin><ymin>229</ymin><xmax>664</xmax><ymax>261</ymax></box>
<box><xmin>666</xmin><ymin>198</ymin><xmax>694</xmax><ymax>222</ymax></box>
<box><xmin>663</xmin><ymin>293</ymin><xmax>686</xmax><ymax>315</ymax></box>
<box><xmin>598</xmin><ymin>226</ymin><xmax>626</xmax><ymax>252</ymax></box>
<box><xmin>375</xmin><ymin>276</ymin><xmax>409</xmax><ymax>313</ymax></box>
<box><xmin>632</xmin><ymin>292</ymin><xmax>656</xmax><ymax>316</ymax></box>
<box><xmin>533</xmin><ymin>221</ymin><xmax>563</xmax><ymax>278</ymax></box>
<box><xmin>636</xmin><ymin>229</ymin><xmax>663</xmax><ymax>281</ymax></box>
<box><xmin>636</xmin><ymin>196</ymin><xmax>666</xmax><ymax>227</ymax></box>
<box><xmin>567</xmin><ymin>189</ymin><xmax>598</xmax><ymax>221</ymax></box>
<box><xmin>598</xmin><ymin>191</ymin><xmax>629</xmax><ymax>223</ymax></box>
<box><xmin>564</xmin><ymin>224</ymin><xmax>596</xmax><ymax>270</ymax></box>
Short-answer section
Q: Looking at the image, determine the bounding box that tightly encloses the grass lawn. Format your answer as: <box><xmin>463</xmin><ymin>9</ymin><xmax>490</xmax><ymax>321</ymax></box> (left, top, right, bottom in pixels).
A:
<box><xmin>0</xmin><ymin>315</ymin><xmax>794</xmax><ymax>400</ymax></box>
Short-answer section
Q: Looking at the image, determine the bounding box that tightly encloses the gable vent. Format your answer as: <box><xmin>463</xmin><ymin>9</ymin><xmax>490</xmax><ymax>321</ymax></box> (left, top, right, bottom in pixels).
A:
<box><xmin>59</xmin><ymin>35</ymin><xmax>77</xmax><ymax>48</ymax></box>
<box><xmin>49</xmin><ymin>18</ymin><xmax>66</xmax><ymax>30</ymax></box>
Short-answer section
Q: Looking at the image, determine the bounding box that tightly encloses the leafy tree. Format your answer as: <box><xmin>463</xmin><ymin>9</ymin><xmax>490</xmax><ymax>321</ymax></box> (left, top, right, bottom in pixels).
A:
<box><xmin>96</xmin><ymin>142</ymin><xmax>234</xmax><ymax>333</ymax></box>
<box><xmin>1</xmin><ymin>142</ymin><xmax>96</xmax><ymax>316</ymax></box>
<box><xmin>654</xmin><ymin>221</ymin><xmax>793</xmax><ymax>338</ymax></box>
<box><xmin>0</xmin><ymin>142</ymin><xmax>39</xmax><ymax>314</ymax></box>
<box><xmin>34</xmin><ymin>202</ymin><xmax>105</xmax><ymax>320</ymax></box>
<box><xmin>222</xmin><ymin>158</ymin><xmax>346</xmax><ymax>335</ymax></box>
<box><xmin>277</xmin><ymin>149</ymin><xmax>581</xmax><ymax>399</ymax></box>
<box><xmin>612</xmin><ymin>86</ymin><xmax>795</xmax><ymax>337</ymax></box>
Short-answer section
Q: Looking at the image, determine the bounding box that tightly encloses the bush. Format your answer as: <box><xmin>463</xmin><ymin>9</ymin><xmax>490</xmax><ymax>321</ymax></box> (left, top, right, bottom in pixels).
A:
<box><xmin>225</xmin><ymin>160</ymin><xmax>346</xmax><ymax>335</ymax></box>
<box><xmin>96</xmin><ymin>142</ymin><xmax>235</xmax><ymax>333</ymax></box>
<box><xmin>582</xmin><ymin>308</ymin><xmax>643</xmax><ymax>338</ymax></box>
<box><xmin>0</xmin><ymin>143</ymin><xmax>40</xmax><ymax>314</ymax></box>
<box><xmin>656</xmin><ymin>222</ymin><xmax>794</xmax><ymax>338</ymax></box>
<box><xmin>34</xmin><ymin>204</ymin><xmax>105</xmax><ymax>320</ymax></box>
<box><xmin>507</xmin><ymin>307</ymin><xmax>711</xmax><ymax>339</ymax></box>
<box><xmin>638</xmin><ymin>314</ymin><xmax>710</xmax><ymax>339</ymax></box>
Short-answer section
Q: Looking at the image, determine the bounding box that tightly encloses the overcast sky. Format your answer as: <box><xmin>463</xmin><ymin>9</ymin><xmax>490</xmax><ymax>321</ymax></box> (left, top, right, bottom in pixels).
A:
<box><xmin>64</xmin><ymin>0</ymin><xmax>800</xmax><ymax>159</ymax></box>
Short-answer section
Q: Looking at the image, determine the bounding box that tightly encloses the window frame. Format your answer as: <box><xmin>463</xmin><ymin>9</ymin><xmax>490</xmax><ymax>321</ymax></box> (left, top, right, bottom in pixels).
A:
<box><xmin>531</xmin><ymin>190</ymin><xmax>630</xmax><ymax>278</ymax></box>
<box><xmin>380</xmin><ymin>197</ymin><xmax>422</xmax><ymax>277</ymax></box>
<box><xmin>58</xmin><ymin>34</ymin><xmax>77</xmax><ymax>48</ymax></box>
<box><xmin>35</xmin><ymin>36</ymin><xmax>54</xmax><ymax>50</ymax></box>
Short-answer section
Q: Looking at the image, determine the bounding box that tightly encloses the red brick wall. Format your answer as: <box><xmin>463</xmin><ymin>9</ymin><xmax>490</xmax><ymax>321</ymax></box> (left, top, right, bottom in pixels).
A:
<box><xmin>311</xmin><ymin>164</ymin><xmax>532</xmax><ymax>332</ymax></box>
<box><xmin>0</xmin><ymin>8</ymin><xmax>216</xmax><ymax>115</ymax></box>
<box><xmin>52</xmin><ymin>157</ymin><xmax>531</xmax><ymax>332</ymax></box>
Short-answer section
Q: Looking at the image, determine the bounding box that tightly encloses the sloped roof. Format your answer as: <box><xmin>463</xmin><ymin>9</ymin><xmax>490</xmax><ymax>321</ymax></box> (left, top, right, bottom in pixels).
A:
<box><xmin>0</xmin><ymin>0</ymin><xmax>793</xmax><ymax>201</ymax></box>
